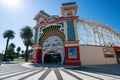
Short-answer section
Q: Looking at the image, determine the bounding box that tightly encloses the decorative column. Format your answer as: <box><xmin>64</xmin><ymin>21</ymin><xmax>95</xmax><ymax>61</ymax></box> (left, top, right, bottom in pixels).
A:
<box><xmin>61</xmin><ymin>2</ymin><xmax>81</xmax><ymax>66</ymax></box>
<box><xmin>32</xmin><ymin>45</ymin><xmax>42</xmax><ymax>63</ymax></box>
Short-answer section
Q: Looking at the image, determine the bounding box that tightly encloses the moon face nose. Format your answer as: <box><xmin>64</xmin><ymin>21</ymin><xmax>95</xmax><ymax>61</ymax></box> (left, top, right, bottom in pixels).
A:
<box><xmin>50</xmin><ymin>44</ymin><xmax>53</xmax><ymax>50</ymax></box>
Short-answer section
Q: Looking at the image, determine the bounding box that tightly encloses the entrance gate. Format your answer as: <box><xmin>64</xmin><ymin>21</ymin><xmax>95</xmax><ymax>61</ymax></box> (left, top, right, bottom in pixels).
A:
<box><xmin>42</xmin><ymin>36</ymin><xmax>65</xmax><ymax>64</ymax></box>
<box><xmin>44</xmin><ymin>53</ymin><xmax>61</xmax><ymax>64</ymax></box>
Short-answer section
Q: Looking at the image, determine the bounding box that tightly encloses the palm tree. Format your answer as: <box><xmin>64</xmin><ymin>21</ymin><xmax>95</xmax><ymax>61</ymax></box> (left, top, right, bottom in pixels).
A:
<box><xmin>7</xmin><ymin>43</ymin><xmax>16</xmax><ymax>61</ymax></box>
<box><xmin>21</xmin><ymin>50</ymin><xmax>25</xmax><ymax>58</ymax></box>
<box><xmin>23</xmin><ymin>39</ymin><xmax>33</xmax><ymax>47</ymax></box>
<box><xmin>9</xmin><ymin>43</ymin><xmax>16</xmax><ymax>48</ymax></box>
<box><xmin>21</xmin><ymin>50</ymin><xmax>24</xmax><ymax>54</ymax></box>
<box><xmin>16</xmin><ymin>47</ymin><xmax>21</xmax><ymax>58</ymax></box>
<box><xmin>20</xmin><ymin>26</ymin><xmax>33</xmax><ymax>61</ymax></box>
<box><xmin>3</xmin><ymin>30</ymin><xmax>15</xmax><ymax>61</ymax></box>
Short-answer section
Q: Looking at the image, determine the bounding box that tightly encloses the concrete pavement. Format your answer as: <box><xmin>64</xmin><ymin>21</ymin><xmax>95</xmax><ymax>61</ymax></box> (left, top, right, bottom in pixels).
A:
<box><xmin>0</xmin><ymin>62</ymin><xmax>120</xmax><ymax>80</ymax></box>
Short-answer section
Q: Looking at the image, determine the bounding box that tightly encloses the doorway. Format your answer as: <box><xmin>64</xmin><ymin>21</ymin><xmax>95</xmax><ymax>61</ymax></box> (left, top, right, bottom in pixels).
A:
<box><xmin>116</xmin><ymin>51</ymin><xmax>120</xmax><ymax>64</ymax></box>
<box><xmin>44</xmin><ymin>53</ymin><xmax>61</xmax><ymax>64</ymax></box>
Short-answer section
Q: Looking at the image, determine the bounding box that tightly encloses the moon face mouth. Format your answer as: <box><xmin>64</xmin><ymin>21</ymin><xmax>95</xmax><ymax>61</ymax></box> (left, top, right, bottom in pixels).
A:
<box><xmin>44</xmin><ymin>52</ymin><xmax>61</xmax><ymax>64</ymax></box>
<box><xmin>42</xmin><ymin>36</ymin><xmax>65</xmax><ymax>64</ymax></box>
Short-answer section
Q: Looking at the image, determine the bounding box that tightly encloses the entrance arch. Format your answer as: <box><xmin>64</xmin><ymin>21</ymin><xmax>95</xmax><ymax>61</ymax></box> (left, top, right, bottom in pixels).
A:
<box><xmin>42</xmin><ymin>36</ymin><xmax>65</xmax><ymax>64</ymax></box>
<box><xmin>44</xmin><ymin>53</ymin><xmax>61</xmax><ymax>63</ymax></box>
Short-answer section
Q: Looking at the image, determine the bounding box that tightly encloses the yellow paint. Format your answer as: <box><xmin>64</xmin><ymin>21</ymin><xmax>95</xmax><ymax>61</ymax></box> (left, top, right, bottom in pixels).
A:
<box><xmin>42</xmin><ymin>17</ymin><xmax>45</xmax><ymax>21</ymax></box>
<box><xmin>33</xmin><ymin>46</ymin><xmax>42</xmax><ymax>50</ymax></box>
<box><xmin>65</xmin><ymin>21</ymin><xmax>68</xmax><ymax>41</ymax></box>
<box><xmin>74</xmin><ymin>19</ymin><xmax>78</xmax><ymax>40</ymax></box>
<box><xmin>66</xmin><ymin>9</ymin><xmax>72</xmax><ymax>16</ymax></box>
<box><xmin>65</xmin><ymin>43</ymin><xmax>80</xmax><ymax>47</ymax></box>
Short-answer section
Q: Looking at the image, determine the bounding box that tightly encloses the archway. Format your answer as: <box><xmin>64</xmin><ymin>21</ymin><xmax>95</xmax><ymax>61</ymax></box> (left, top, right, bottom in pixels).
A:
<box><xmin>42</xmin><ymin>36</ymin><xmax>65</xmax><ymax>64</ymax></box>
<box><xmin>44</xmin><ymin>53</ymin><xmax>61</xmax><ymax>63</ymax></box>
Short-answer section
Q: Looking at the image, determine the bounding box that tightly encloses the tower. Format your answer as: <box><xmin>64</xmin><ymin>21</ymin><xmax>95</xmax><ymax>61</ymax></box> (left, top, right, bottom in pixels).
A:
<box><xmin>61</xmin><ymin>2</ymin><xmax>81</xmax><ymax>66</ymax></box>
<box><xmin>32</xmin><ymin>11</ymin><xmax>50</xmax><ymax>63</ymax></box>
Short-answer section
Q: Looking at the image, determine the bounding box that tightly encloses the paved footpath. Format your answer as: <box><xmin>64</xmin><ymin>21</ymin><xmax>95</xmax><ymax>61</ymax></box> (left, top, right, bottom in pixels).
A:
<box><xmin>0</xmin><ymin>62</ymin><xmax>120</xmax><ymax>80</ymax></box>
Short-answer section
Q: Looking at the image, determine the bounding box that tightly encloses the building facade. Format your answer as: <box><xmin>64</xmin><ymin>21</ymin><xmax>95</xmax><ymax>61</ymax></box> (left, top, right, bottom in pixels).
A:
<box><xmin>32</xmin><ymin>2</ymin><xmax>120</xmax><ymax>66</ymax></box>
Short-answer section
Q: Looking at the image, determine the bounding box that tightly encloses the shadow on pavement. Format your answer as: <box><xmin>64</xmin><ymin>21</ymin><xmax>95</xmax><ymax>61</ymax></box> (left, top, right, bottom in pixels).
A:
<box><xmin>29</xmin><ymin>63</ymin><xmax>77</xmax><ymax>68</ymax></box>
<box><xmin>68</xmin><ymin>64</ymin><xmax>120</xmax><ymax>76</ymax></box>
<box><xmin>27</xmin><ymin>63</ymin><xmax>120</xmax><ymax>76</ymax></box>
<box><xmin>1</xmin><ymin>61</ymin><xmax>18</xmax><ymax>64</ymax></box>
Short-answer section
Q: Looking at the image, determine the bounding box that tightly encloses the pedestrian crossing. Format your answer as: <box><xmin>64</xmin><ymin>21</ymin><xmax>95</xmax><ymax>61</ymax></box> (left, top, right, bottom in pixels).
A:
<box><xmin>0</xmin><ymin>63</ymin><xmax>120</xmax><ymax>80</ymax></box>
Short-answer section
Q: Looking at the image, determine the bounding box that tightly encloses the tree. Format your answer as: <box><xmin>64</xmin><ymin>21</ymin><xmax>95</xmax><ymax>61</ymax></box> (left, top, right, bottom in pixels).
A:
<box><xmin>20</xmin><ymin>26</ymin><xmax>33</xmax><ymax>61</ymax></box>
<box><xmin>16</xmin><ymin>47</ymin><xmax>21</xmax><ymax>58</ymax></box>
<box><xmin>28</xmin><ymin>49</ymin><xmax>33</xmax><ymax>60</ymax></box>
<box><xmin>7</xmin><ymin>43</ymin><xmax>16</xmax><ymax>61</ymax></box>
<box><xmin>20</xmin><ymin>50</ymin><xmax>25</xmax><ymax>58</ymax></box>
<box><xmin>9</xmin><ymin>43</ymin><xmax>16</xmax><ymax>48</ymax></box>
<box><xmin>23</xmin><ymin>38</ymin><xmax>33</xmax><ymax>47</ymax></box>
<box><xmin>3</xmin><ymin>30</ymin><xmax>15</xmax><ymax>61</ymax></box>
<box><xmin>21</xmin><ymin>50</ymin><xmax>24</xmax><ymax>54</ymax></box>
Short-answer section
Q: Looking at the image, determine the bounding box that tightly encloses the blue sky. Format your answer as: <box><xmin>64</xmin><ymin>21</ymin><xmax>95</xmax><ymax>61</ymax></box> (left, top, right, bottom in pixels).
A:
<box><xmin>0</xmin><ymin>0</ymin><xmax>120</xmax><ymax>53</ymax></box>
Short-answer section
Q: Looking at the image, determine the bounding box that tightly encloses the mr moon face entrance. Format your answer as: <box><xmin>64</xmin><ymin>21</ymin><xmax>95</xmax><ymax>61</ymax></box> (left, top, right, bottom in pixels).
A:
<box><xmin>42</xmin><ymin>36</ymin><xmax>65</xmax><ymax>64</ymax></box>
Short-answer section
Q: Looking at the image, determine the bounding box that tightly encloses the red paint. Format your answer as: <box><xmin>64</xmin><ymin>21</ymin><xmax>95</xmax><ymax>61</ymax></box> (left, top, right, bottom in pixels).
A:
<box><xmin>65</xmin><ymin>46</ymin><xmax>81</xmax><ymax>66</ymax></box>
<box><xmin>36</xmin><ymin>49</ymin><xmax>42</xmax><ymax>63</ymax></box>
<box><xmin>34</xmin><ymin>16</ymin><xmax>78</xmax><ymax>29</ymax></box>
<box><xmin>113</xmin><ymin>46</ymin><xmax>120</xmax><ymax>64</ymax></box>
<box><xmin>31</xmin><ymin>49</ymin><xmax>42</xmax><ymax>63</ymax></box>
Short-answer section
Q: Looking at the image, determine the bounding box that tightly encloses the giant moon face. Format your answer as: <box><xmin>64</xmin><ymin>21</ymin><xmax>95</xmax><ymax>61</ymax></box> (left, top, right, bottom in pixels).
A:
<box><xmin>42</xmin><ymin>36</ymin><xmax>65</xmax><ymax>64</ymax></box>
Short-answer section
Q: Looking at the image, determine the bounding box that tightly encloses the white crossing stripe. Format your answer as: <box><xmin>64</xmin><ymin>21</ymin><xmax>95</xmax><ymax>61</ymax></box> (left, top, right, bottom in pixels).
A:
<box><xmin>26</xmin><ymin>70</ymin><xmax>46</xmax><ymax>80</ymax></box>
<box><xmin>67</xmin><ymin>69</ymin><xmax>99</xmax><ymax>80</ymax></box>
<box><xmin>0</xmin><ymin>63</ymin><xmax>120</xmax><ymax>80</ymax></box>
<box><xmin>44</xmin><ymin>70</ymin><xmax>58</xmax><ymax>80</ymax></box>
<box><xmin>4</xmin><ymin>69</ymin><xmax>39</xmax><ymax>80</ymax></box>
<box><xmin>59</xmin><ymin>69</ymin><xmax>78</xmax><ymax>80</ymax></box>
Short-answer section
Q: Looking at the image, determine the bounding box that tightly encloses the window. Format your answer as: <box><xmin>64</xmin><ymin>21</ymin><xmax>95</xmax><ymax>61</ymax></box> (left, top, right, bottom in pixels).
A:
<box><xmin>69</xmin><ymin>48</ymin><xmax>77</xmax><ymax>58</ymax></box>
